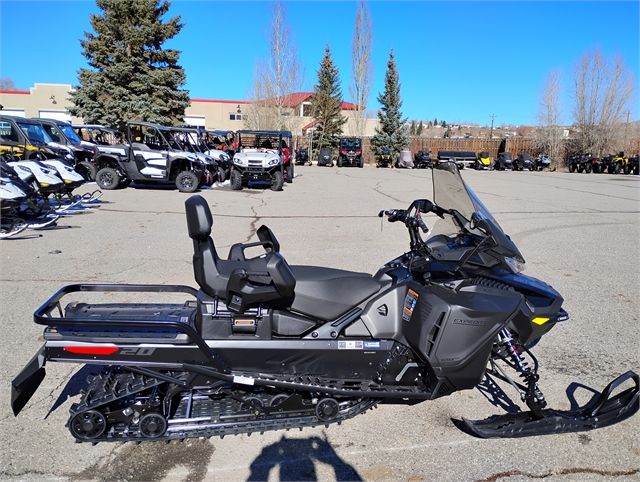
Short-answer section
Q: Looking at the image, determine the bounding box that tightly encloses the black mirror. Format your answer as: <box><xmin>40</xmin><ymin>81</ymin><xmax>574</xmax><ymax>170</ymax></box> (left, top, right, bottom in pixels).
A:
<box><xmin>414</xmin><ymin>199</ymin><xmax>435</xmax><ymax>214</ymax></box>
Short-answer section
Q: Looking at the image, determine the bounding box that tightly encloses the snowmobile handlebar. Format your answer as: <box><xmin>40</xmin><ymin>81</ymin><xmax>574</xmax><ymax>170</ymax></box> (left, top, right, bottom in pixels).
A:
<box><xmin>379</xmin><ymin>199</ymin><xmax>450</xmax><ymax>250</ymax></box>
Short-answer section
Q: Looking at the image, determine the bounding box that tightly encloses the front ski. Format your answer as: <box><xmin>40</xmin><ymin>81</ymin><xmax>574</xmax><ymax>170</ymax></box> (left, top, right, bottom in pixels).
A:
<box><xmin>462</xmin><ymin>371</ymin><xmax>639</xmax><ymax>438</ymax></box>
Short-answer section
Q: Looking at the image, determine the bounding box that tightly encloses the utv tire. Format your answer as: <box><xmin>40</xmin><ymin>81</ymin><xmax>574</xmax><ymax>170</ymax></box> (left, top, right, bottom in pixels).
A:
<box><xmin>230</xmin><ymin>170</ymin><xmax>243</xmax><ymax>190</ymax></box>
<box><xmin>337</xmin><ymin>157</ymin><xmax>343</xmax><ymax>168</ymax></box>
<box><xmin>569</xmin><ymin>164</ymin><xmax>576</xmax><ymax>173</ymax></box>
<box><xmin>286</xmin><ymin>163</ymin><xmax>294</xmax><ymax>183</ymax></box>
<box><xmin>77</xmin><ymin>161</ymin><xmax>97</xmax><ymax>181</ymax></box>
<box><xmin>623</xmin><ymin>165</ymin><xmax>631</xmax><ymax>175</ymax></box>
<box><xmin>175</xmin><ymin>171</ymin><xmax>199</xmax><ymax>193</ymax></box>
<box><xmin>95</xmin><ymin>167</ymin><xmax>121</xmax><ymax>190</ymax></box>
<box><xmin>358</xmin><ymin>160</ymin><xmax>363</xmax><ymax>168</ymax></box>
<box><xmin>271</xmin><ymin>170</ymin><xmax>284</xmax><ymax>191</ymax></box>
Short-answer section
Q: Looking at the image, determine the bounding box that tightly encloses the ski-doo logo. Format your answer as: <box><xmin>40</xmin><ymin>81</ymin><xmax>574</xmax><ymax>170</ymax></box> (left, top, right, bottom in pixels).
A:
<box><xmin>377</xmin><ymin>304</ymin><xmax>388</xmax><ymax>316</ymax></box>
<box><xmin>452</xmin><ymin>318</ymin><xmax>489</xmax><ymax>327</ymax></box>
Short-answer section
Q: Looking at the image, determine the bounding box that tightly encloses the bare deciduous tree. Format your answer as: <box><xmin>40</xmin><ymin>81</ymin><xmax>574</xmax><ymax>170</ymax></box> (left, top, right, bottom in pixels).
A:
<box><xmin>0</xmin><ymin>77</ymin><xmax>17</xmax><ymax>90</ymax></box>
<box><xmin>245</xmin><ymin>0</ymin><xmax>303</xmax><ymax>131</ymax></box>
<box><xmin>349</xmin><ymin>0</ymin><xmax>372</xmax><ymax>137</ymax></box>
<box><xmin>536</xmin><ymin>70</ymin><xmax>564</xmax><ymax>167</ymax></box>
<box><xmin>572</xmin><ymin>49</ymin><xmax>634</xmax><ymax>156</ymax></box>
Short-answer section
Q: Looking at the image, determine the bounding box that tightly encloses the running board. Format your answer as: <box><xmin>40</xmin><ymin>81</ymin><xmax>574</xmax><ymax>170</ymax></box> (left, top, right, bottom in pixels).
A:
<box><xmin>461</xmin><ymin>371</ymin><xmax>639</xmax><ymax>438</ymax></box>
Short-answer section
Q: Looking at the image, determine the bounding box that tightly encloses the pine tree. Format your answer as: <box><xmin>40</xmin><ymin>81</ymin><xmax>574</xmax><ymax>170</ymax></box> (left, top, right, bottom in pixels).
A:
<box><xmin>69</xmin><ymin>0</ymin><xmax>190</xmax><ymax>130</ymax></box>
<box><xmin>371</xmin><ymin>51</ymin><xmax>408</xmax><ymax>155</ymax></box>
<box><xmin>409</xmin><ymin>120</ymin><xmax>416</xmax><ymax>135</ymax></box>
<box><xmin>433</xmin><ymin>117</ymin><xmax>438</xmax><ymax>126</ymax></box>
<box><xmin>310</xmin><ymin>46</ymin><xmax>346</xmax><ymax>149</ymax></box>
<box><xmin>417</xmin><ymin>121</ymin><xmax>424</xmax><ymax>136</ymax></box>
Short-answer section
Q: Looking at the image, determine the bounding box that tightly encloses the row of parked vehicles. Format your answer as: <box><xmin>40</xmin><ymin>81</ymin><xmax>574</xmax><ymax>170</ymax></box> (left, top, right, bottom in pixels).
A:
<box><xmin>0</xmin><ymin>115</ymin><xmax>300</xmax><ymax>192</ymax></box>
<box><xmin>567</xmin><ymin>152</ymin><xmax>639</xmax><ymax>175</ymax></box>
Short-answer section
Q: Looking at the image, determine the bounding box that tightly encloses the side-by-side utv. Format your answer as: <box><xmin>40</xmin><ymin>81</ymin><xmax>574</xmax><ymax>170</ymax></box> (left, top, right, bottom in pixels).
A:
<box><xmin>338</xmin><ymin>137</ymin><xmax>363</xmax><ymax>167</ymax></box>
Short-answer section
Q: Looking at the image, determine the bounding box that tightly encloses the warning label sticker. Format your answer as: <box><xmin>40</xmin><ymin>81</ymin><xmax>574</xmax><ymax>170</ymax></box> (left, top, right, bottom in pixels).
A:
<box><xmin>402</xmin><ymin>289</ymin><xmax>419</xmax><ymax>322</ymax></box>
<box><xmin>338</xmin><ymin>340</ymin><xmax>364</xmax><ymax>350</ymax></box>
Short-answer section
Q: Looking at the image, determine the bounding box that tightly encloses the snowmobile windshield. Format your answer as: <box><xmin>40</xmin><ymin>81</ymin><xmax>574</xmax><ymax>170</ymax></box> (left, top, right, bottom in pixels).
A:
<box><xmin>431</xmin><ymin>162</ymin><xmax>524</xmax><ymax>262</ymax></box>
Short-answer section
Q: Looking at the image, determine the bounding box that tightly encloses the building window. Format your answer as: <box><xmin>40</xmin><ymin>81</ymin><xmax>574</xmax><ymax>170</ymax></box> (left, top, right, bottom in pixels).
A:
<box><xmin>229</xmin><ymin>113</ymin><xmax>243</xmax><ymax>121</ymax></box>
<box><xmin>302</xmin><ymin>103</ymin><xmax>313</xmax><ymax>117</ymax></box>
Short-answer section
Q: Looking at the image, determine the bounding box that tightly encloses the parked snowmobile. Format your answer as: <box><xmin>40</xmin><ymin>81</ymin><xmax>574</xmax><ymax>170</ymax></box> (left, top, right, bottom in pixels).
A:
<box><xmin>414</xmin><ymin>150</ymin><xmax>433</xmax><ymax>169</ymax></box>
<box><xmin>11</xmin><ymin>162</ymin><xmax>638</xmax><ymax>442</ymax></box>
<box><xmin>475</xmin><ymin>152</ymin><xmax>492</xmax><ymax>170</ymax></box>
<box><xmin>513</xmin><ymin>153</ymin><xmax>534</xmax><ymax>171</ymax></box>
<box><xmin>376</xmin><ymin>146</ymin><xmax>393</xmax><ymax>167</ymax></box>
<box><xmin>494</xmin><ymin>152</ymin><xmax>514</xmax><ymax>171</ymax></box>
<box><xmin>396</xmin><ymin>149</ymin><xmax>414</xmax><ymax>168</ymax></box>
<box><xmin>532</xmin><ymin>154</ymin><xmax>552</xmax><ymax>171</ymax></box>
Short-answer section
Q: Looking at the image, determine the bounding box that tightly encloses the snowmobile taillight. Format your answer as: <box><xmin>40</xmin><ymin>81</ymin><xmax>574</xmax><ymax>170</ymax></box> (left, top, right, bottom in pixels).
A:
<box><xmin>63</xmin><ymin>346</ymin><xmax>119</xmax><ymax>355</ymax></box>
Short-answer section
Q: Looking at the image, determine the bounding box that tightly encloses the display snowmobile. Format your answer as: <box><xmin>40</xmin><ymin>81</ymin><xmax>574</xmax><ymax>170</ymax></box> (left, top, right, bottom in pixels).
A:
<box><xmin>11</xmin><ymin>163</ymin><xmax>638</xmax><ymax>442</ymax></box>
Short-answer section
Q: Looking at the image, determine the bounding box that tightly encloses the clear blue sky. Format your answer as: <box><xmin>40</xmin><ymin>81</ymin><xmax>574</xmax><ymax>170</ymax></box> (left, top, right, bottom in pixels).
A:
<box><xmin>1</xmin><ymin>1</ymin><xmax>637</xmax><ymax>125</ymax></box>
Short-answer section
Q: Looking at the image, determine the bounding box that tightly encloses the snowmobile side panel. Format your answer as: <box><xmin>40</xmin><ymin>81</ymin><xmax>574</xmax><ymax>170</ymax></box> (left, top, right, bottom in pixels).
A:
<box><xmin>11</xmin><ymin>346</ymin><xmax>46</xmax><ymax>416</ymax></box>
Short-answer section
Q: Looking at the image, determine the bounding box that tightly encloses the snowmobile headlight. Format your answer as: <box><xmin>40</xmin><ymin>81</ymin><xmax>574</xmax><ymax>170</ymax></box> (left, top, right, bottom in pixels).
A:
<box><xmin>505</xmin><ymin>256</ymin><xmax>525</xmax><ymax>274</ymax></box>
<box><xmin>268</xmin><ymin>158</ymin><xmax>280</xmax><ymax>166</ymax></box>
<box><xmin>40</xmin><ymin>182</ymin><xmax>50</xmax><ymax>187</ymax></box>
<box><xmin>64</xmin><ymin>179</ymin><xmax>73</xmax><ymax>184</ymax></box>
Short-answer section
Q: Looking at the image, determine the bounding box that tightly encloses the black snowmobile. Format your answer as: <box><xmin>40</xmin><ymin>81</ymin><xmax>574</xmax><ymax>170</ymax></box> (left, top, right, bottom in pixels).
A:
<box><xmin>11</xmin><ymin>163</ymin><xmax>638</xmax><ymax>443</ymax></box>
<box><xmin>414</xmin><ymin>150</ymin><xmax>433</xmax><ymax>169</ymax></box>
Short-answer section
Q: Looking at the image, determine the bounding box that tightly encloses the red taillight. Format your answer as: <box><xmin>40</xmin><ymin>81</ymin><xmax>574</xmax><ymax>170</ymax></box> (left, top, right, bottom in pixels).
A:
<box><xmin>63</xmin><ymin>346</ymin><xmax>119</xmax><ymax>355</ymax></box>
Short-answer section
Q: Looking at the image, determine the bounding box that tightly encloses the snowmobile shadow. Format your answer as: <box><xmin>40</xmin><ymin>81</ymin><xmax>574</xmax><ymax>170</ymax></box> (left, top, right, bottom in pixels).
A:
<box><xmin>247</xmin><ymin>433</ymin><xmax>362</xmax><ymax>481</ymax></box>
<box><xmin>46</xmin><ymin>365</ymin><xmax>102</xmax><ymax>418</ymax></box>
<box><xmin>475</xmin><ymin>374</ymin><xmax>522</xmax><ymax>414</ymax></box>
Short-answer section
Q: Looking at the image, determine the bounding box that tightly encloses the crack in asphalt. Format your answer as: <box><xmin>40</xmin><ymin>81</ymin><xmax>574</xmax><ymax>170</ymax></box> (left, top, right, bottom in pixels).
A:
<box><xmin>373</xmin><ymin>181</ymin><xmax>406</xmax><ymax>203</ymax></box>
<box><xmin>476</xmin><ymin>466</ymin><xmax>639</xmax><ymax>482</ymax></box>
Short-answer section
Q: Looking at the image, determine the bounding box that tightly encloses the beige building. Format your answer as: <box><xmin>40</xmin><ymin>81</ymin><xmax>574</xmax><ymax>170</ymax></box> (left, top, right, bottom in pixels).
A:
<box><xmin>0</xmin><ymin>83</ymin><xmax>378</xmax><ymax>136</ymax></box>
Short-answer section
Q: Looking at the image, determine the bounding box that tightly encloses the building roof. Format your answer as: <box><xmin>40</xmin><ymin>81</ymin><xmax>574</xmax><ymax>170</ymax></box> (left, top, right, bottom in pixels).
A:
<box><xmin>280</xmin><ymin>92</ymin><xmax>356</xmax><ymax>111</ymax></box>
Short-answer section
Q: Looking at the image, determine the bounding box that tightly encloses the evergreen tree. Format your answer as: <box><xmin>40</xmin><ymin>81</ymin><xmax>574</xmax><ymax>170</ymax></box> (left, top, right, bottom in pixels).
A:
<box><xmin>433</xmin><ymin>117</ymin><xmax>438</xmax><ymax>126</ymax></box>
<box><xmin>310</xmin><ymin>46</ymin><xmax>346</xmax><ymax>149</ymax></box>
<box><xmin>371</xmin><ymin>51</ymin><xmax>408</xmax><ymax>155</ymax></box>
<box><xmin>69</xmin><ymin>0</ymin><xmax>190</xmax><ymax>130</ymax></box>
<box><xmin>417</xmin><ymin>121</ymin><xmax>424</xmax><ymax>136</ymax></box>
<box><xmin>409</xmin><ymin>120</ymin><xmax>416</xmax><ymax>135</ymax></box>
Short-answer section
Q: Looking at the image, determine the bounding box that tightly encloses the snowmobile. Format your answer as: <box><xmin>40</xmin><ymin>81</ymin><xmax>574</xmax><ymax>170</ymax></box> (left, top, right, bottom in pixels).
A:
<box><xmin>395</xmin><ymin>149</ymin><xmax>414</xmax><ymax>169</ymax></box>
<box><xmin>513</xmin><ymin>153</ymin><xmax>534</xmax><ymax>171</ymax></box>
<box><xmin>414</xmin><ymin>150</ymin><xmax>433</xmax><ymax>169</ymax></box>
<box><xmin>475</xmin><ymin>152</ymin><xmax>492</xmax><ymax>170</ymax></box>
<box><xmin>295</xmin><ymin>147</ymin><xmax>311</xmax><ymax>166</ymax></box>
<box><xmin>532</xmin><ymin>154</ymin><xmax>552</xmax><ymax>171</ymax></box>
<box><xmin>376</xmin><ymin>146</ymin><xmax>393</xmax><ymax>168</ymax></box>
<box><xmin>11</xmin><ymin>162</ymin><xmax>638</xmax><ymax>442</ymax></box>
<box><xmin>494</xmin><ymin>152</ymin><xmax>515</xmax><ymax>171</ymax></box>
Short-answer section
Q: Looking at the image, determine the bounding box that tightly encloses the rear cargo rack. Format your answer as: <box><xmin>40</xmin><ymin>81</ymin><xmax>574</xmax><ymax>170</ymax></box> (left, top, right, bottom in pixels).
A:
<box><xmin>34</xmin><ymin>284</ymin><xmax>212</xmax><ymax>359</ymax></box>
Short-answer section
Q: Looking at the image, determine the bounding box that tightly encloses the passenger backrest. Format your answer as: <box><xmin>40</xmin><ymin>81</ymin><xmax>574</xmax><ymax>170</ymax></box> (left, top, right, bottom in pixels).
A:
<box><xmin>185</xmin><ymin>195</ymin><xmax>220</xmax><ymax>298</ymax></box>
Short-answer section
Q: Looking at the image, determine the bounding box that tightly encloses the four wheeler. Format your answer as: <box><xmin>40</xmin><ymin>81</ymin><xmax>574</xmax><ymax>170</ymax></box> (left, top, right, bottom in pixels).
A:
<box><xmin>601</xmin><ymin>152</ymin><xmax>629</xmax><ymax>174</ymax></box>
<box><xmin>93</xmin><ymin>121</ymin><xmax>207</xmax><ymax>192</ymax></box>
<box><xmin>317</xmin><ymin>147</ymin><xmax>334</xmax><ymax>167</ymax></box>
<box><xmin>532</xmin><ymin>154</ymin><xmax>552</xmax><ymax>171</ymax></box>
<box><xmin>34</xmin><ymin>118</ymin><xmax>98</xmax><ymax>180</ymax></box>
<box><xmin>413</xmin><ymin>150</ymin><xmax>433</xmax><ymax>169</ymax></box>
<box><xmin>628</xmin><ymin>154</ymin><xmax>639</xmax><ymax>175</ymax></box>
<box><xmin>375</xmin><ymin>146</ymin><xmax>393</xmax><ymax>168</ymax></box>
<box><xmin>475</xmin><ymin>152</ymin><xmax>492</xmax><ymax>170</ymax></box>
<box><xmin>11</xmin><ymin>162</ymin><xmax>639</xmax><ymax>444</ymax></box>
<box><xmin>513</xmin><ymin>153</ymin><xmax>534</xmax><ymax>171</ymax></box>
<box><xmin>230</xmin><ymin>130</ymin><xmax>291</xmax><ymax>191</ymax></box>
<box><xmin>338</xmin><ymin>137</ymin><xmax>363</xmax><ymax>167</ymax></box>
<box><xmin>568</xmin><ymin>153</ymin><xmax>598</xmax><ymax>173</ymax></box>
<box><xmin>294</xmin><ymin>146</ymin><xmax>311</xmax><ymax>166</ymax></box>
<box><xmin>396</xmin><ymin>149</ymin><xmax>414</xmax><ymax>168</ymax></box>
<box><xmin>436</xmin><ymin>151</ymin><xmax>476</xmax><ymax>170</ymax></box>
<box><xmin>494</xmin><ymin>152</ymin><xmax>515</xmax><ymax>171</ymax></box>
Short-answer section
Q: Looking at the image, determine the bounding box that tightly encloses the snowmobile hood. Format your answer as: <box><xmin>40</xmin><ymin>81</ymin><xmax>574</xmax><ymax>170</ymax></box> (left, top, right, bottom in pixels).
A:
<box><xmin>7</xmin><ymin>161</ymin><xmax>64</xmax><ymax>186</ymax></box>
<box><xmin>42</xmin><ymin>160</ymin><xmax>84</xmax><ymax>183</ymax></box>
<box><xmin>0</xmin><ymin>177</ymin><xmax>27</xmax><ymax>200</ymax></box>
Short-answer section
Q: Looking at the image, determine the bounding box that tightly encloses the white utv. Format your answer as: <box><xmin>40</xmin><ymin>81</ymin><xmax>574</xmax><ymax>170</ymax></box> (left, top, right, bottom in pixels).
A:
<box><xmin>230</xmin><ymin>130</ymin><xmax>292</xmax><ymax>191</ymax></box>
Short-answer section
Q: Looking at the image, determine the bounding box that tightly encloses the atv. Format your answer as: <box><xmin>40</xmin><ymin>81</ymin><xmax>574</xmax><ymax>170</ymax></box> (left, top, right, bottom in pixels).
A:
<box><xmin>601</xmin><ymin>152</ymin><xmax>629</xmax><ymax>174</ymax></box>
<box><xmin>628</xmin><ymin>154</ymin><xmax>639</xmax><ymax>175</ymax></box>
<box><xmin>568</xmin><ymin>153</ymin><xmax>598</xmax><ymax>173</ymax></box>
<box><xmin>230</xmin><ymin>130</ymin><xmax>291</xmax><ymax>191</ymax></box>
<box><xmin>475</xmin><ymin>152</ymin><xmax>492</xmax><ymax>170</ymax></box>
<box><xmin>513</xmin><ymin>153</ymin><xmax>534</xmax><ymax>171</ymax></box>
<box><xmin>338</xmin><ymin>137</ymin><xmax>363</xmax><ymax>167</ymax></box>
<box><xmin>414</xmin><ymin>150</ymin><xmax>433</xmax><ymax>169</ymax></box>
<box><xmin>11</xmin><ymin>162</ymin><xmax>638</xmax><ymax>443</ymax></box>
<box><xmin>93</xmin><ymin>121</ymin><xmax>207</xmax><ymax>192</ymax></box>
<box><xmin>375</xmin><ymin>146</ymin><xmax>393</xmax><ymax>168</ymax></box>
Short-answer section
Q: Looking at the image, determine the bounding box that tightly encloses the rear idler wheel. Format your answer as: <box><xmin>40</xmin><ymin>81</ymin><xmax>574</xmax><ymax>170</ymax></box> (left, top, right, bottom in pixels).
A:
<box><xmin>69</xmin><ymin>410</ymin><xmax>107</xmax><ymax>441</ymax></box>
<box><xmin>139</xmin><ymin>413</ymin><xmax>167</xmax><ymax>438</ymax></box>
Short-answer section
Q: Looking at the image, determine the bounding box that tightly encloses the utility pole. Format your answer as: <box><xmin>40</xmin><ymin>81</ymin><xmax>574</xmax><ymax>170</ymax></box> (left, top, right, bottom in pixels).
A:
<box><xmin>489</xmin><ymin>114</ymin><xmax>496</xmax><ymax>139</ymax></box>
<box><xmin>623</xmin><ymin>110</ymin><xmax>630</xmax><ymax>152</ymax></box>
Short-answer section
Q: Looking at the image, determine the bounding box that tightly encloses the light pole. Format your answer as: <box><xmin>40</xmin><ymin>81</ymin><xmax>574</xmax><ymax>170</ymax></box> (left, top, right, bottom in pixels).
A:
<box><xmin>489</xmin><ymin>114</ymin><xmax>496</xmax><ymax>139</ymax></box>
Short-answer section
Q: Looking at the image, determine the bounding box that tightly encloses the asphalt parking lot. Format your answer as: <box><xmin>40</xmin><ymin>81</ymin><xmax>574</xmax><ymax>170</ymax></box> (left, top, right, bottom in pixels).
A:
<box><xmin>1</xmin><ymin>166</ymin><xmax>638</xmax><ymax>481</ymax></box>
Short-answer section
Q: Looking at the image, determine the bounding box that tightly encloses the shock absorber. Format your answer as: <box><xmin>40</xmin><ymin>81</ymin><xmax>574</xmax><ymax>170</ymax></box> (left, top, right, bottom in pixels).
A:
<box><xmin>499</xmin><ymin>329</ymin><xmax>547</xmax><ymax>415</ymax></box>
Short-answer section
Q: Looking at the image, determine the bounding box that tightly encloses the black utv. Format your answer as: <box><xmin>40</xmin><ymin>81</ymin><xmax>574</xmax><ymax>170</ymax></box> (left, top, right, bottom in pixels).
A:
<box><xmin>338</xmin><ymin>137</ymin><xmax>363</xmax><ymax>167</ymax></box>
<box><xmin>92</xmin><ymin>121</ymin><xmax>207</xmax><ymax>192</ymax></box>
<box><xmin>317</xmin><ymin>147</ymin><xmax>334</xmax><ymax>167</ymax></box>
<box><xmin>295</xmin><ymin>146</ymin><xmax>311</xmax><ymax>166</ymax></box>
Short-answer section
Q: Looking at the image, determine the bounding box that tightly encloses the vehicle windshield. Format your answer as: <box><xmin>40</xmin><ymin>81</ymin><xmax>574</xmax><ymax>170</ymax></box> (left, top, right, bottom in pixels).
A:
<box><xmin>430</xmin><ymin>162</ymin><xmax>523</xmax><ymax>260</ymax></box>
<box><xmin>341</xmin><ymin>139</ymin><xmax>361</xmax><ymax>149</ymax></box>
<box><xmin>16</xmin><ymin>122</ymin><xmax>53</xmax><ymax>146</ymax></box>
<box><xmin>59</xmin><ymin>124</ymin><xmax>81</xmax><ymax>145</ymax></box>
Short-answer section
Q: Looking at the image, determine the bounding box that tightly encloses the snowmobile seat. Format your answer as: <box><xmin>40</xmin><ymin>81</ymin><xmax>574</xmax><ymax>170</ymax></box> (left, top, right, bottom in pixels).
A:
<box><xmin>185</xmin><ymin>195</ymin><xmax>296</xmax><ymax>313</ymax></box>
<box><xmin>289</xmin><ymin>266</ymin><xmax>382</xmax><ymax>321</ymax></box>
